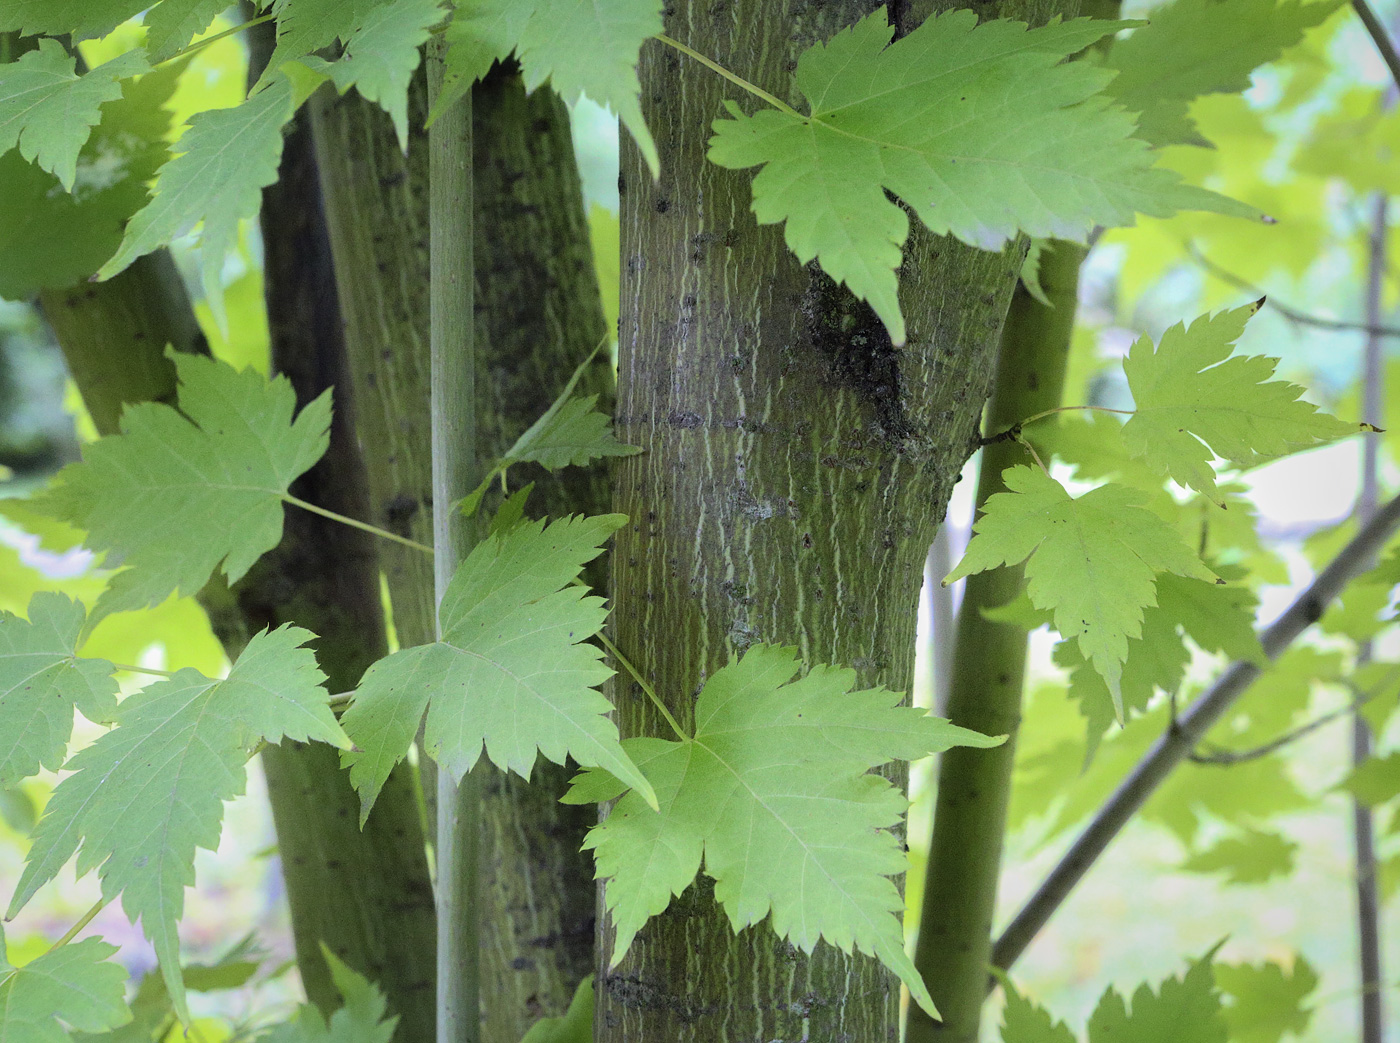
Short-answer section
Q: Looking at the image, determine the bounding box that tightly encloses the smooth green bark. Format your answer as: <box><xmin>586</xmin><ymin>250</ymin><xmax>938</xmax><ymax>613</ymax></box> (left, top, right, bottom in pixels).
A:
<box><xmin>599</xmin><ymin>4</ymin><xmax>1041</xmax><ymax>1039</ymax></box>
<box><xmin>310</xmin><ymin>58</ymin><xmax>613</xmax><ymax>1042</ymax></box>
<box><xmin>909</xmin><ymin>240</ymin><xmax>1085</xmax><ymax>1043</ymax></box>
<box><xmin>428</xmin><ymin>37</ymin><xmax>481</xmax><ymax>1043</ymax></box>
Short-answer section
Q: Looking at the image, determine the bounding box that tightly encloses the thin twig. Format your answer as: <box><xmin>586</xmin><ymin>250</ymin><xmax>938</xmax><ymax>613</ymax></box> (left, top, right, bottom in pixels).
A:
<box><xmin>991</xmin><ymin>488</ymin><xmax>1400</xmax><ymax>975</ymax></box>
<box><xmin>1187</xmin><ymin>698</ymin><xmax>1362</xmax><ymax>765</ymax></box>
<box><xmin>1354</xmin><ymin>0</ymin><xmax>1400</xmax><ymax>94</ymax></box>
<box><xmin>109</xmin><ymin>662</ymin><xmax>176</xmax><ymax>678</ymax></box>
<box><xmin>1190</xmin><ymin>246</ymin><xmax>1400</xmax><ymax>338</ymax></box>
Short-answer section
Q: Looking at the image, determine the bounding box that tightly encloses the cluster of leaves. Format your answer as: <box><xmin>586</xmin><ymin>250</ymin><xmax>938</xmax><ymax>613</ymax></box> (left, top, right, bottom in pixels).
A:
<box><xmin>1</xmin><ymin>352</ymin><xmax>1003</xmax><ymax>1027</ymax></box>
<box><xmin>948</xmin><ymin>300</ymin><xmax>1360</xmax><ymax>720</ymax></box>
<box><xmin>998</xmin><ymin>949</ymin><xmax>1318</xmax><ymax>1043</ymax></box>
<box><xmin>1</xmin><ymin>0</ymin><xmax>1271</xmax><ymax>345</ymax></box>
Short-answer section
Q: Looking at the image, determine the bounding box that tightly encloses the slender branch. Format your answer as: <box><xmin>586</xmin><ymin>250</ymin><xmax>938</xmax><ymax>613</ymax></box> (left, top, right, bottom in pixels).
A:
<box><xmin>991</xmin><ymin>487</ymin><xmax>1400</xmax><ymax>974</ymax></box>
<box><xmin>653</xmin><ymin>33</ymin><xmax>803</xmax><ymax>117</ymax></box>
<box><xmin>44</xmin><ymin>898</ymin><xmax>106</xmax><ymax>953</ymax></box>
<box><xmin>427</xmin><ymin>36</ymin><xmax>479</xmax><ymax>1043</ymax></box>
<box><xmin>283</xmin><ymin>494</ymin><xmax>436</xmax><ymax>555</ymax></box>
<box><xmin>1354</xmin><ymin>0</ymin><xmax>1400</xmax><ymax>94</ymax></box>
<box><xmin>1191</xmin><ymin>247</ymin><xmax>1400</xmax><ymax>338</ymax></box>
<box><xmin>1351</xmin><ymin>184</ymin><xmax>1391</xmax><ymax>1043</ymax></box>
<box><xmin>1187</xmin><ymin>698</ymin><xmax>1363</xmax><ymax>765</ymax></box>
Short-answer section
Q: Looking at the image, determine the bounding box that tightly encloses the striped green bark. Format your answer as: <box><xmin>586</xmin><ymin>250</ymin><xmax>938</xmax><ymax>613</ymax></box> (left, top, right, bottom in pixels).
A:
<box><xmin>599</xmin><ymin>4</ymin><xmax>1038</xmax><ymax>1039</ymax></box>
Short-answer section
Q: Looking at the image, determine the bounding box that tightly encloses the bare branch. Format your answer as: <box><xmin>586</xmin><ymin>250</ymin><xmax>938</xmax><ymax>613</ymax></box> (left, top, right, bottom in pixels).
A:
<box><xmin>1190</xmin><ymin>246</ymin><xmax>1400</xmax><ymax>339</ymax></box>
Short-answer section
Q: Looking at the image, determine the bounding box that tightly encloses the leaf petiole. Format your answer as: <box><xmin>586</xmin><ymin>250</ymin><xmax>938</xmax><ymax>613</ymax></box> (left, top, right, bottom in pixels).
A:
<box><xmin>44</xmin><ymin>898</ymin><xmax>107</xmax><ymax>954</ymax></box>
<box><xmin>283</xmin><ymin>494</ymin><xmax>436</xmax><ymax>555</ymax></box>
<box><xmin>654</xmin><ymin>34</ymin><xmax>802</xmax><ymax>118</ymax></box>
<box><xmin>109</xmin><ymin>662</ymin><xmax>176</xmax><ymax>678</ymax></box>
<box><xmin>155</xmin><ymin>13</ymin><xmax>276</xmax><ymax>69</ymax></box>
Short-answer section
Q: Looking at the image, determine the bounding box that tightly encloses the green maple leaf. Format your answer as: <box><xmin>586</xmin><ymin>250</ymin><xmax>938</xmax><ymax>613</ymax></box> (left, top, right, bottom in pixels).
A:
<box><xmin>0</xmin><ymin>0</ymin><xmax>147</xmax><ymax>39</ymax></box>
<box><xmin>1120</xmin><ymin>303</ymin><xmax>1360</xmax><ymax>504</ymax></box>
<box><xmin>341</xmin><ymin>515</ymin><xmax>657</xmax><ymax>823</ymax></box>
<box><xmin>1341</xmin><ymin>751</ymin><xmax>1400</xmax><ymax>807</ymax></box>
<box><xmin>520</xmin><ymin>975</ymin><xmax>593</xmax><ymax>1043</ymax></box>
<box><xmin>143</xmin><ymin>0</ymin><xmax>236</xmax><ymax>62</ymax></box>
<box><xmin>708</xmin><ymin>9</ymin><xmax>1260</xmax><ymax>345</ymax></box>
<box><xmin>432</xmin><ymin>0</ymin><xmax>662</xmax><ymax>175</ymax></box>
<box><xmin>0</xmin><ymin>40</ymin><xmax>148</xmax><ymax>191</ymax></box>
<box><xmin>97</xmin><ymin>74</ymin><xmax>296</xmax><ymax>328</ymax></box>
<box><xmin>1180</xmin><ymin>827</ymin><xmax>1297</xmax><ymax>884</ymax></box>
<box><xmin>259</xmin><ymin>946</ymin><xmax>398</xmax><ymax>1043</ymax></box>
<box><xmin>0</xmin><ymin>923</ymin><xmax>131</xmax><ymax>1043</ymax></box>
<box><xmin>999</xmin><ymin>979</ymin><xmax>1075</xmax><ymax>1043</ymax></box>
<box><xmin>1101</xmin><ymin>0</ymin><xmax>1342</xmax><ymax>147</ymax></box>
<box><xmin>565</xmin><ymin>643</ymin><xmax>1001</xmax><ymax>1017</ymax></box>
<box><xmin>1087</xmin><ymin>949</ymin><xmax>1228</xmax><ymax>1043</ymax></box>
<box><xmin>507</xmin><ymin>394</ymin><xmax>641</xmax><ymax>472</ymax></box>
<box><xmin>264</xmin><ymin>0</ymin><xmax>374</xmax><ymax>72</ymax></box>
<box><xmin>7</xmin><ymin>626</ymin><xmax>347</xmax><ymax>1026</ymax></box>
<box><xmin>1214</xmin><ymin>958</ymin><xmax>1318</xmax><ymax>1043</ymax></box>
<box><xmin>0</xmin><ymin>593</ymin><xmax>117</xmax><ymax>787</ymax></box>
<box><xmin>0</xmin><ymin>55</ymin><xmax>179</xmax><ymax>298</ymax></box>
<box><xmin>945</xmin><ymin>466</ymin><xmax>1216</xmax><ymax>716</ymax></box>
<box><xmin>34</xmin><ymin>351</ymin><xmax>330</xmax><ymax>626</ymax></box>
<box><xmin>322</xmin><ymin>0</ymin><xmax>445</xmax><ymax>151</ymax></box>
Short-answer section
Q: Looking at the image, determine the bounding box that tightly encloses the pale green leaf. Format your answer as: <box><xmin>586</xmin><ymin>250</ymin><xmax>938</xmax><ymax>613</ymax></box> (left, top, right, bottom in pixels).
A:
<box><xmin>1179</xmin><ymin>827</ymin><xmax>1297</xmax><ymax>884</ymax></box>
<box><xmin>1102</xmin><ymin>0</ymin><xmax>1342</xmax><ymax>147</ymax></box>
<box><xmin>507</xmin><ymin>394</ymin><xmax>641</xmax><ymax>472</ymax></box>
<box><xmin>0</xmin><ymin>40</ymin><xmax>148</xmax><ymax>190</ymax></box>
<box><xmin>520</xmin><ymin>975</ymin><xmax>593</xmax><ymax>1043</ymax></box>
<box><xmin>568</xmin><ymin>643</ymin><xmax>1001</xmax><ymax>1018</ymax></box>
<box><xmin>324</xmin><ymin>0</ymin><xmax>445</xmax><ymax>150</ymax></box>
<box><xmin>258</xmin><ymin>946</ymin><xmax>398</xmax><ymax>1043</ymax></box>
<box><xmin>0</xmin><ymin>55</ymin><xmax>179</xmax><ymax>298</ymax></box>
<box><xmin>144</xmin><ymin>1</ymin><xmax>235</xmax><ymax>63</ymax></box>
<box><xmin>434</xmin><ymin>0</ymin><xmax>661</xmax><ymax>175</ymax></box>
<box><xmin>999</xmin><ymin>979</ymin><xmax>1076</xmax><ymax>1043</ymax></box>
<box><xmin>342</xmin><ymin>515</ymin><xmax>656</xmax><ymax>823</ymax></box>
<box><xmin>1087</xmin><ymin>950</ymin><xmax>1228</xmax><ymax>1043</ymax></box>
<box><xmin>1340</xmin><ymin>752</ymin><xmax>1400</xmax><ymax>808</ymax></box>
<box><xmin>7</xmin><ymin>626</ymin><xmax>345</xmax><ymax>1025</ymax></box>
<box><xmin>0</xmin><ymin>924</ymin><xmax>130</xmax><ymax>1043</ymax></box>
<box><xmin>1214</xmin><ymin>958</ymin><xmax>1318</xmax><ymax>1043</ymax></box>
<box><xmin>98</xmin><ymin>75</ymin><xmax>296</xmax><ymax>329</ymax></box>
<box><xmin>1120</xmin><ymin>303</ymin><xmax>1360</xmax><ymax>503</ymax></box>
<box><xmin>708</xmin><ymin>10</ymin><xmax>1260</xmax><ymax>344</ymax></box>
<box><xmin>0</xmin><ymin>0</ymin><xmax>147</xmax><ymax>40</ymax></box>
<box><xmin>945</xmin><ymin>466</ymin><xmax>1216</xmax><ymax>715</ymax></box>
<box><xmin>34</xmin><ymin>351</ymin><xmax>330</xmax><ymax>625</ymax></box>
<box><xmin>0</xmin><ymin>592</ymin><xmax>117</xmax><ymax>787</ymax></box>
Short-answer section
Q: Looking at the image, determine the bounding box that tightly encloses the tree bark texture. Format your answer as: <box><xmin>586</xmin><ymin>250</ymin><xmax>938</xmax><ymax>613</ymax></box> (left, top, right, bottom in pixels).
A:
<box><xmin>241</xmin><ymin>28</ymin><xmax>438</xmax><ymax>1036</ymax></box>
<box><xmin>909</xmin><ymin>241</ymin><xmax>1084</xmax><ymax>1043</ymax></box>
<box><xmin>599</xmin><ymin>4</ymin><xmax>1036</xmax><ymax>1039</ymax></box>
<box><xmin>312</xmin><ymin>63</ymin><xmax>613</xmax><ymax>1041</ymax></box>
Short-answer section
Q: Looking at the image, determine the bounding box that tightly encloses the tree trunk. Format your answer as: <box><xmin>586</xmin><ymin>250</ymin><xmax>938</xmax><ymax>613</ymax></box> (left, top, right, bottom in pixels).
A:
<box><xmin>242</xmin><ymin>26</ymin><xmax>439</xmax><ymax>1035</ymax></box>
<box><xmin>598</xmin><ymin>4</ymin><xmax>1033</xmax><ymax>1039</ymax></box>
<box><xmin>311</xmin><ymin>61</ymin><xmax>614</xmax><ymax>1041</ymax></box>
<box><xmin>910</xmin><ymin>240</ymin><xmax>1084</xmax><ymax>1043</ymax></box>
